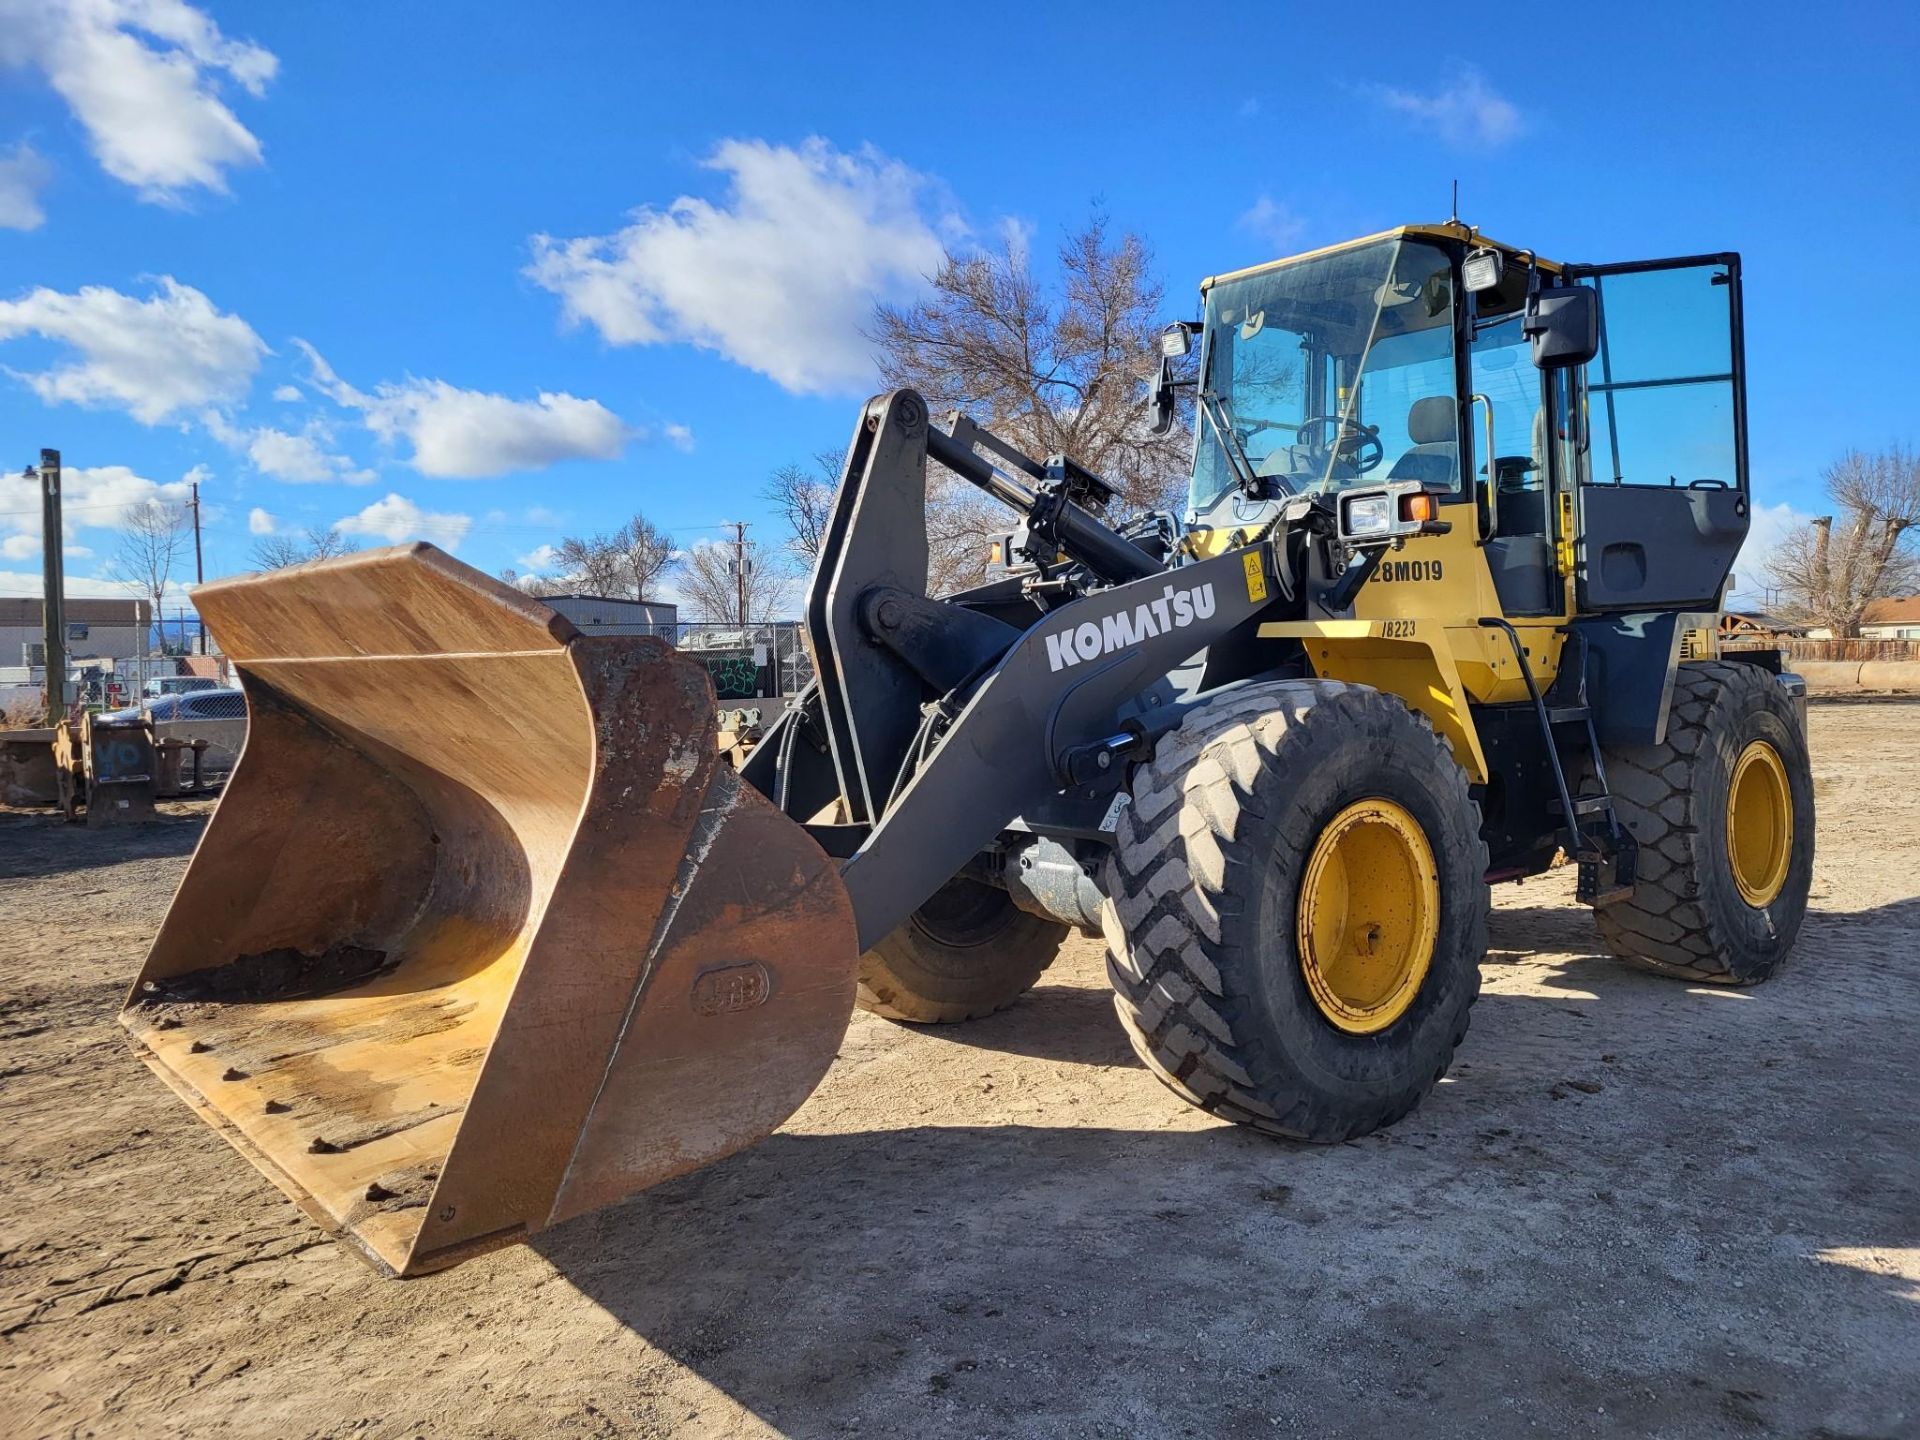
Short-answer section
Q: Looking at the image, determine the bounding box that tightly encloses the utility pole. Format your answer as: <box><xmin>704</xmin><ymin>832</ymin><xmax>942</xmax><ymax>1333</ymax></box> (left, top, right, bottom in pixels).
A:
<box><xmin>729</xmin><ymin>520</ymin><xmax>749</xmax><ymax>626</ymax></box>
<box><xmin>190</xmin><ymin>478</ymin><xmax>204</xmax><ymax>653</ymax></box>
<box><xmin>36</xmin><ymin>448</ymin><xmax>66</xmax><ymax>722</ymax></box>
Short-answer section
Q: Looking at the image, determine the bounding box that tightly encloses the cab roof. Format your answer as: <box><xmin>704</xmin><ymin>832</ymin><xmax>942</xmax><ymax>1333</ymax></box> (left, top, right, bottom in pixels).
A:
<box><xmin>1199</xmin><ymin>222</ymin><xmax>1564</xmax><ymax>292</ymax></box>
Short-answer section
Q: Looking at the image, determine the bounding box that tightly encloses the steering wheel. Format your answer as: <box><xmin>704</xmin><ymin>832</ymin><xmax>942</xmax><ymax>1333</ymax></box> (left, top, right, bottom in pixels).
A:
<box><xmin>1294</xmin><ymin>415</ymin><xmax>1385</xmax><ymax>476</ymax></box>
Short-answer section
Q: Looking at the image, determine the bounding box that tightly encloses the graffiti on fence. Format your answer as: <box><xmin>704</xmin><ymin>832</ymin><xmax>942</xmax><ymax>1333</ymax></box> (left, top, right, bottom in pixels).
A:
<box><xmin>702</xmin><ymin>652</ymin><xmax>762</xmax><ymax>700</ymax></box>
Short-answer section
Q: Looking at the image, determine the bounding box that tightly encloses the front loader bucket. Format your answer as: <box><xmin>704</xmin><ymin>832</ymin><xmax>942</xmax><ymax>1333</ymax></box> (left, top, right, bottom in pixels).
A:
<box><xmin>120</xmin><ymin>545</ymin><xmax>857</xmax><ymax>1276</ymax></box>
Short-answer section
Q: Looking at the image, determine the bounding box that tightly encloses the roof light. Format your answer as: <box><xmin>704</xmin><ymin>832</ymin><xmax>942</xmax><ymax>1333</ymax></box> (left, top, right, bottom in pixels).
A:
<box><xmin>1463</xmin><ymin>247</ymin><xmax>1505</xmax><ymax>293</ymax></box>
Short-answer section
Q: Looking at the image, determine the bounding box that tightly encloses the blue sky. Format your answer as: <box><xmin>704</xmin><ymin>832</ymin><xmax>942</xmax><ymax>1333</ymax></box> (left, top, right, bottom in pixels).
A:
<box><xmin>1</xmin><ymin>0</ymin><xmax>1914</xmax><ymax>608</ymax></box>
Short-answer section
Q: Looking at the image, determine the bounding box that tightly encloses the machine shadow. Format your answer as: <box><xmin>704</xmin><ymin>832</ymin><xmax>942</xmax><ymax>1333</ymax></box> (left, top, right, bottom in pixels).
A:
<box><xmin>530</xmin><ymin>892</ymin><xmax>1919</xmax><ymax>1432</ymax></box>
<box><xmin>898</xmin><ymin>979</ymin><xmax>1140</xmax><ymax>1067</ymax></box>
<box><xmin>0</xmin><ymin>807</ymin><xmax>208</xmax><ymax>879</ymax></box>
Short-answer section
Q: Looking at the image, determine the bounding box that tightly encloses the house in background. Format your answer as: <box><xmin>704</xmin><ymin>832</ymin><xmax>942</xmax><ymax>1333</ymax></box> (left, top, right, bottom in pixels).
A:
<box><xmin>1802</xmin><ymin>597</ymin><xmax>1920</xmax><ymax>641</ymax></box>
<box><xmin>1857</xmin><ymin>596</ymin><xmax>1920</xmax><ymax>640</ymax></box>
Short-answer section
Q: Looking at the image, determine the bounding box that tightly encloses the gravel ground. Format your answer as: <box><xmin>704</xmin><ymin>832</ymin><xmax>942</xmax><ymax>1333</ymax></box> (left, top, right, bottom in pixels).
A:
<box><xmin>1</xmin><ymin>702</ymin><xmax>1915</xmax><ymax>1439</ymax></box>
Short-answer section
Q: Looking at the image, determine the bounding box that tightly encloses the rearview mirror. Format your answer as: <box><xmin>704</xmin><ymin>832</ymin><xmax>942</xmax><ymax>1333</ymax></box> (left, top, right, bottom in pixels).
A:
<box><xmin>1148</xmin><ymin>355</ymin><xmax>1176</xmax><ymax>435</ymax></box>
<box><xmin>1524</xmin><ymin>285</ymin><xmax>1599</xmax><ymax>369</ymax></box>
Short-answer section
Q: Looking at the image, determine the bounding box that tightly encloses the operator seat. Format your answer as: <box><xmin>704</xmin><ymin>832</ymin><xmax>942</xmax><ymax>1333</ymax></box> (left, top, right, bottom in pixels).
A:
<box><xmin>1386</xmin><ymin>395</ymin><xmax>1458</xmax><ymax>487</ymax></box>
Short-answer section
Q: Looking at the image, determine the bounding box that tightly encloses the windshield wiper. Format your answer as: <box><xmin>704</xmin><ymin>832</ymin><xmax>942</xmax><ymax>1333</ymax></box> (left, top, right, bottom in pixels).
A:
<box><xmin>1200</xmin><ymin>390</ymin><xmax>1289</xmax><ymax>499</ymax></box>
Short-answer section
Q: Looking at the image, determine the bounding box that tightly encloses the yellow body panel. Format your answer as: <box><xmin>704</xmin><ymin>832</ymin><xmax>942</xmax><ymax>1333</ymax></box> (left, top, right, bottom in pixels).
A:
<box><xmin>1201</xmin><ymin>223</ymin><xmax>1565</xmax><ymax>294</ymax></box>
<box><xmin>1247</xmin><ymin>495</ymin><xmax>1580</xmax><ymax>783</ymax></box>
<box><xmin>1345</xmin><ymin>501</ymin><xmax>1568</xmax><ymax>704</ymax></box>
<box><xmin>1257</xmin><ymin>618</ymin><xmax>1489</xmax><ymax>783</ymax></box>
<box><xmin>1182</xmin><ymin>524</ymin><xmax>1266</xmax><ymax>560</ymax></box>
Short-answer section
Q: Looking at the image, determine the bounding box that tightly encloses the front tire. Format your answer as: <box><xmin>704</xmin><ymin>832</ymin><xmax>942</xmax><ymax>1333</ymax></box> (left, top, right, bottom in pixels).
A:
<box><xmin>1586</xmin><ymin>660</ymin><xmax>1814</xmax><ymax>983</ymax></box>
<box><xmin>1102</xmin><ymin>680</ymin><xmax>1488</xmax><ymax>1142</ymax></box>
<box><xmin>858</xmin><ymin>877</ymin><xmax>1070</xmax><ymax>1023</ymax></box>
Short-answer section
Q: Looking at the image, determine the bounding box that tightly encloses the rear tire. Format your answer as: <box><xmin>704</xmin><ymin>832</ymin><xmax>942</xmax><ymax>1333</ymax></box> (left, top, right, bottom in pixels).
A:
<box><xmin>1585</xmin><ymin>660</ymin><xmax>1814</xmax><ymax>984</ymax></box>
<box><xmin>1102</xmin><ymin>680</ymin><xmax>1488</xmax><ymax>1142</ymax></box>
<box><xmin>858</xmin><ymin>877</ymin><xmax>1070</xmax><ymax>1023</ymax></box>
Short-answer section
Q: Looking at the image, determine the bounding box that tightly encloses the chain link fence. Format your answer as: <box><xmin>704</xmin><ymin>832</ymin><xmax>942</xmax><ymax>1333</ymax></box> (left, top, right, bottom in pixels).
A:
<box><xmin>675</xmin><ymin>622</ymin><xmax>812</xmax><ymax>701</ymax></box>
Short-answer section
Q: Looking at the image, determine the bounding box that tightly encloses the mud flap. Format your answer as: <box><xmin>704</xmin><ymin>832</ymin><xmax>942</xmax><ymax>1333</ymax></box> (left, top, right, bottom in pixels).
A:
<box><xmin>121</xmin><ymin>545</ymin><xmax>858</xmax><ymax>1276</ymax></box>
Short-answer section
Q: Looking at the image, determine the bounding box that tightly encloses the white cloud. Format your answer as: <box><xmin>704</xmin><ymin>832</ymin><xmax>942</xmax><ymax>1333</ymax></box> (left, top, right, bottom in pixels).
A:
<box><xmin>0</xmin><ymin>278</ymin><xmax>265</xmax><ymax>423</ymax></box>
<box><xmin>1</xmin><ymin>462</ymin><xmax>191</xmax><ymax>537</ymax></box>
<box><xmin>0</xmin><ymin>0</ymin><xmax>276</xmax><ymax>204</ymax></box>
<box><xmin>997</xmin><ymin>216</ymin><xmax>1035</xmax><ymax>268</ymax></box>
<box><xmin>663</xmin><ymin>422</ymin><xmax>694</xmax><ymax>452</ymax></box>
<box><xmin>0</xmin><ymin>533</ymin><xmax>89</xmax><ymax>562</ymax></box>
<box><xmin>246</xmin><ymin>426</ymin><xmax>334</xmax><ymax>482</ymax></box>
<box><xmin>252</xmin><ymin>425</ymin><xmax>372</xmax><ymax>484</ymax></box>
<box><xmin>377</xmin><ymin>382</ymin><xmax>627</xmax><ymax>479</ymax></box>
<box><xmin>516</xmin><ymin>542</ymin><xmax>559</xmax><ymax>572</ymax></box>
<box><xmin>202</xmin><ymin>407</ymin><xmax>371</xmax><ymax>484</ymax></box>
<box><xmin>1371</xmin><ymin>66</ymin><xmax>1522</xmax><ymax>148</ymax></box>
<box><xmin>336</xmin><ymin>492</ymin><xmax>472</xmax><ymax>551</ymax></box>
<box><xmin>1237</xmin><ymin>196</ymin><xmax>1307</xmax><ymax>253</ymax></box>
<box><xmin>0</xmin><ymin>462</ymin><xmax>195</xmax><ymax>581</ymax></box>
<box><xmin>299</xmin><ymin>341</ymin><xmax>629</xmax><ymax>479</ymax></box>
<box><xmin>526</xmin><ymin>137</ymin><xmax>951</xmax><ymax>395</ymax></box>
<box><xmin>271</xmin><ymin>383</ymin><xmax>302</xmax><ymax>402</ymax></box>
<box><xmin>247</xmin><ymin>505</ymin><xmax>276</xmax><ymax>535</ymax></box>
<box><xmin>0</xmin><ymin>568</ymin><xmax>133</xmax><ymax>598</ymax></box>
<box><xmin>0</xmin><ymin>141</ymin><xmax>52</xmax><ymax>230</ymax></box>
<box><xmin>1729</xmin><ymin>500</ymin><xmax>1815</xmax><ymax>606</ymax></box>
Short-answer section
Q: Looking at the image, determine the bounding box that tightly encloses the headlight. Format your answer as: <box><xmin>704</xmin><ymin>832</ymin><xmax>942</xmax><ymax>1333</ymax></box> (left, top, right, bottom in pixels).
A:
<box><xmin>1342</xmin><ymin>493</ymin><xmax>1393</xmax><ymax>538</ymax></box>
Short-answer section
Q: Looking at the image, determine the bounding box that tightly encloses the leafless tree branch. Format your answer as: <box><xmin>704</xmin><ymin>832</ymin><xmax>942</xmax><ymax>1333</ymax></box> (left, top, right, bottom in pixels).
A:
<box><xmin>1766</xmin><ymin>445</ymin><xmax>1920</xmax><ymax>635</ymax></box>
<box><xmin>868</xmin><ymin>213</ymin><xmax>1190</xmax><ymax>592</ymax></box>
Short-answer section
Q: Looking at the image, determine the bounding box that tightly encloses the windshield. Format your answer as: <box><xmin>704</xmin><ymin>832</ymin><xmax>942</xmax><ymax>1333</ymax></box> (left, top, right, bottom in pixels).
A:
<box><xmin>1190</xmin><ymin>237</ymin><xmax>1461</xmax><ymax>514</ymax></box>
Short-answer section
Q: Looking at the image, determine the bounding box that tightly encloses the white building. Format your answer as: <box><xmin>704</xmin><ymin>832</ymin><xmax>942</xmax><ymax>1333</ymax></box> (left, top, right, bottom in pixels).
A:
<box><xmin>1</xmin><ymin>596</ymin><xmax>152</xmax><ymax>669</ymax></box>
<box><xmin>1859</xmin><ymin>596</ymin><xmax>1920</xmax><ymax>640</ymax></box>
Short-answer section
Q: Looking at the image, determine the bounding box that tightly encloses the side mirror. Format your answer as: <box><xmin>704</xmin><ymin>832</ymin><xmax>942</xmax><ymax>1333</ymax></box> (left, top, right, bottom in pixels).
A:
<box><xmin>1524</xmin><ymin>285</ymin><xmax>1599</xmax><ymax>369</ymax></box>
<box><xmin>1148</xmin><ymin>355</ymin><xmax>1176</xmax><ymax>435</ymax></box>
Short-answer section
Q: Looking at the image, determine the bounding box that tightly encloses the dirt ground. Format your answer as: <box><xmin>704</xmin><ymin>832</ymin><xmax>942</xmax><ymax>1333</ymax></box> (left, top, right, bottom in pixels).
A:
<box><xmin>2</xmin><ymin>703</ymin><xmax>1916</xmax><ymax>1439</ymax></box>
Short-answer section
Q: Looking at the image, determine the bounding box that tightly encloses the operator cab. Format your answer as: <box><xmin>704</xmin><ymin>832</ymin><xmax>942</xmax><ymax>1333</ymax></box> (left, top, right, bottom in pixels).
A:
<box><xmin>1169</xmin><ymin>224</ymin><xmax>1750</xmax><ymax>618</ymax></box>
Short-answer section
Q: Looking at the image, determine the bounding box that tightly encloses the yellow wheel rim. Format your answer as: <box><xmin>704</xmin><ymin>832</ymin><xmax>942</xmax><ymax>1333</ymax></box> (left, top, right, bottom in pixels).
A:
<box><xmin>1296</xmin><ymin>799</ymin><xmax>1440</xmax><ymax>1035</ymax></box>
<box><xmin>1727</xmin><ymin>740</ymin><xmax>1793</xmax><ymax>908</ymax></box>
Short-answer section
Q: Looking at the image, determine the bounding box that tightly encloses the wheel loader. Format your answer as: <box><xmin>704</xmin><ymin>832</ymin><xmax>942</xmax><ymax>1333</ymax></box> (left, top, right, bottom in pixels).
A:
<box><xmin>122</xmin><ymin>223</ymin><xmax>1814</xmax><ymax>1276</ymax></box>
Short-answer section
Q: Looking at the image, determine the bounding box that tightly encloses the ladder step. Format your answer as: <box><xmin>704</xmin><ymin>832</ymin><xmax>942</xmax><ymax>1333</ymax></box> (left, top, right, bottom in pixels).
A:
<box><xmin>1546</xmin><ymin>705</ymin><xmax>1590</xmax><ymax>724</ymax></box>
<box><xmin>1556</xmin><ymin>795</ymin><xmax>1614</xmax><ymax>817</ymax></box>
<box><xmin>1575</xmin><ymin>855</ymin><xmax>1636</xmax><ymax>906</ymax></box>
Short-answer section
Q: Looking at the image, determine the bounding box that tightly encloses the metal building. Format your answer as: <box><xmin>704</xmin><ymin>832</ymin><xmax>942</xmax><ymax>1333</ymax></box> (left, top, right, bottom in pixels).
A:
<box><xmin>540</xmin><ymin>594</ymin><xmax>677</xmax><ymax>638</ymax></box>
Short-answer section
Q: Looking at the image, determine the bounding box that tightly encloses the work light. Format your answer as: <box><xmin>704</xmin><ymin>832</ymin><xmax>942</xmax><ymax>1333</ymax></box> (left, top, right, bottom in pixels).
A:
<box><xmin>1463</xmin><ymin>247</ymin><xmax>1504</xmax><ymax>293</ymax></box>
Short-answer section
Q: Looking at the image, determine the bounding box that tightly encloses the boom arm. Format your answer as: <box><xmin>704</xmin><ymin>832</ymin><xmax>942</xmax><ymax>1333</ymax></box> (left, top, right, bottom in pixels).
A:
<box><xmin>757</xmin><ymin>389</ymin><xmax>1285</xmax><ymax>949</ymax></box>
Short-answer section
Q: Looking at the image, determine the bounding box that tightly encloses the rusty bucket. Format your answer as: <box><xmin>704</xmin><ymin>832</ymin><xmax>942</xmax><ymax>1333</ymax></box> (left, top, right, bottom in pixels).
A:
<box><xmin>121</xmin><ymin>545</ymin><xmax>857</xmax><ymax>1276</ymax></box>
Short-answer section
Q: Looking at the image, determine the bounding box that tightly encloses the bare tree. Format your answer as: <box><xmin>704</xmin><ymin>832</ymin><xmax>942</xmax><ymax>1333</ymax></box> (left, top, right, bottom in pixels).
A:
<box><xmin>109</xmin><ymin>498</ymin><xmax>193</xmax><ymax>634</ymax></box>
<box><xmin>763</xmin><ymin>450</ymin><xmax>842</xmax><ymax>565</ymax></box>
<box><xmin>870</xmin><ymin>214</ymin><xmax>1190</xmax><ymax>592</ymax></box>
<box><xmin>551</xmin><ymin>513</ymin><xmax>678</xmax><ymax>598</ymax></box>
<box><xmin>678</xmin><ymin>536</ymin><xmax>795</xmax><ymax>624</ymax></box>
<box><xmin>552</xmin><ymin>531</ymin><xmax>627</xmax><ymax>597</ymax></box>
<box><xmin>497</xmin><ymin>567</ymin><xmax>567</xmax><ymax>597</ymax></box>
<box><xmin>1767</xmin><ymin>446</ymin><xmax>1920</xmax><ymax>635</ymax></box>
<box><xmin>252</xmin><ymin>525</ymin><xmax>358</xmax><ymax>570</ymax></box>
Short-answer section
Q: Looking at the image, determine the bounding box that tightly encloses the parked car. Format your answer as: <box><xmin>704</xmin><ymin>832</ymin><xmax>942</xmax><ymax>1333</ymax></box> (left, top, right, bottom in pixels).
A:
<box><xmin>142</xmin><ymin>676</ymin><xmax>221</xmax><ymax>700</ymax></box>
<box><xmin>103</xmin><ymin>688</ymin><xmax>248</xmax><ymax>724</ymax></box>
